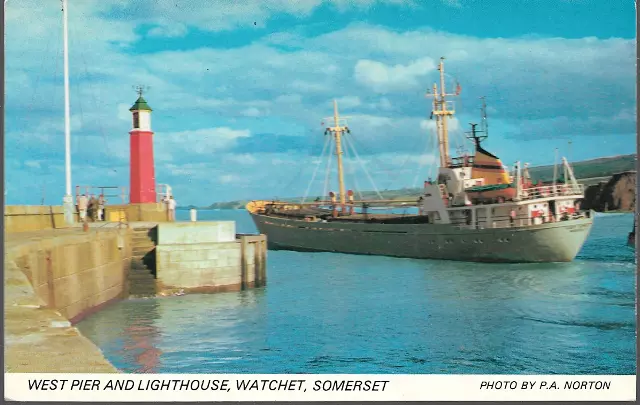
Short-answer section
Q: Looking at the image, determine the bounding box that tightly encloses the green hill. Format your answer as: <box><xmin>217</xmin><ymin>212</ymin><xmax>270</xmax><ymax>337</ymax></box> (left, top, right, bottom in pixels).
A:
<box><xmin>527</xmin><ymin>154</ymin><xmax>637</xmax><ymax>182</ymax></box>
<box><xmin>205</xmin><ymin>154</ymin><xmax>636</xmax><ymax>209</ymax></box>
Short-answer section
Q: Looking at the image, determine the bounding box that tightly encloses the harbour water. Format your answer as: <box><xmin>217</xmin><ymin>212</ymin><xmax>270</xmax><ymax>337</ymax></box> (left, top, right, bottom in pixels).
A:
<box><xmin>77</xmin><ymin>210</ymin><xmax>636</xmax><ymax>374</ymax></box>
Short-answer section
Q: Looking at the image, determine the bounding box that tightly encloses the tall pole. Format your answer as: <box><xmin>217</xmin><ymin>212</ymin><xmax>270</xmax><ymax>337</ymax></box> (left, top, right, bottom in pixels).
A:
<box><xmin>552</xmin><ymin>148</ymin><xmax>558</xmax><ymax>194</ymax></box>
<box><xmin>427</xmin><ymin>57</ymin><xmax>459</xmax><ymax>169</ymax></box>
<box><xmin>480</xmin><ymin>96</ymin><xmax>489</xmax><ymax>137</ymax></box>
<box><xmin>439</xmin><ymin>59</ymin><xmax>450</xmax><ymax>167</ymax></box>
<box><xmin>333</xmin><ymin>100</ymin><xmax>346</xmax><ymax>206</ymax></box>
<box><xmin>62</xmin><ymin>0</ymin><xmax>75</xmax><ymax>224</ymax></box>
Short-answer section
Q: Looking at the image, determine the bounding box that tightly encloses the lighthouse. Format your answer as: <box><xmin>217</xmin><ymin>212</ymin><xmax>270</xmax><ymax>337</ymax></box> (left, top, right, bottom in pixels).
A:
<box><xmin>129</xmin><ymin>89</ymin><xmax>157</xmax><ymax>204</ymax></box>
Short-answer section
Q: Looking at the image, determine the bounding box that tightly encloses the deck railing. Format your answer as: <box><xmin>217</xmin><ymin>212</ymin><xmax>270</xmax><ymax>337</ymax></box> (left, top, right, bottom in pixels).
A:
<box><xmin>450</xmin><ymin>211</ymin><xmax>591</xmax><ymax>230</ymax></box>
<box><xmin>519</xmin><ymin>184</ymin><xmax>584</xmax><ymax>201</ymax></box>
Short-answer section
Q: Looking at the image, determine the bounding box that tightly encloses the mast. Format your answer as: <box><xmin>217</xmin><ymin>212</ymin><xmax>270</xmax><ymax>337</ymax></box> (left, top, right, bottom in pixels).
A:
<box><xmin>480</xmin><ymin>96</ymin><xmax>489</xmax><ymax>138</ymax></box>
<box><xmin>325</xmin><ymin>100</ymin><xmax>349</xmax><ymax>206</ymax></box>
<box><xmin>552</xmin><ymin>148</ymin><xmax>558</xmax><ymax>192</ymax></box>
<box><xmin>427</xmin><ymin>57</ymin><xmax>460</xmax><ymax>168</ymax></box>
<box><xmin>62</xmin><ymin>0</ymin><xmax>74</xmax><ymax>224</ymax></box>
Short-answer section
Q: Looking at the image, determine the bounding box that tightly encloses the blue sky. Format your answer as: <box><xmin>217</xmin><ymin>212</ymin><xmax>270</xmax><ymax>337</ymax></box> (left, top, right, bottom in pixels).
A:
<box><xmin>5</xmin><ymin>0</ymin><xmax>636</xmax><ymax>206</ymax></box>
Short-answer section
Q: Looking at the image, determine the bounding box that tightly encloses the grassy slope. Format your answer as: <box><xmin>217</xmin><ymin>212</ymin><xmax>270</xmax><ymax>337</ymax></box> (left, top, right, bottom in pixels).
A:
<box><xmin>206</xmin><ymin>154</ymin><xmax>637</xmax><ymax>209</ymax></box>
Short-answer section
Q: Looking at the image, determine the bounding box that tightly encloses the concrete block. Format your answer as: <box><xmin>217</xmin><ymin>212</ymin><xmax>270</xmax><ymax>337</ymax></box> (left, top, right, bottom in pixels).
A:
<box><xmin>53</xmin><ymin>274</ymin><xmax>81</xmax><ymax>309</ymax></box>
<box><xmin>157</xmin><ymin>222</ymin><xmax>236</xmax><ymax>245</ymax></box>
<box><xmin>77</xmin><ymin>242</ymin><xmax>94</xmax><ymax>272</ymax></box>
<box><xmin>36</xmin><ymin>283</ymin><xmax>50</xmax><ymax>307</ymax></box>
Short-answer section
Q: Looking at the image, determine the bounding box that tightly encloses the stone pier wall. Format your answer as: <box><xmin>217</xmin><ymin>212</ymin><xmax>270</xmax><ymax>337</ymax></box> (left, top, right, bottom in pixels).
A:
<box><xmin>4</xmin><ymin>202</ymin><xmax>168</xmax><ymax>234</ymax></box>
<box><xmin>4</xmin><ymin>205</ymin><xmax>66</xmax><ymax>233</ymax></box>
<box><xmin>5</xmin><ymin>226</ymin><xmax>133</xmax><ymax>372</ymax></box>
<box><xmin>109</xmin><ymin>202</ymin><xmax>168</xmax><ymax>222</ymax></box>
<box><xmin>7</xmin><ymin>229</ymin><xmax>133</xmax><ymax>323</ymax></box>
<box><xmin>155</xmin><ymin>222</ymin><xmax>267</xmax><ymax>293</ymax></box>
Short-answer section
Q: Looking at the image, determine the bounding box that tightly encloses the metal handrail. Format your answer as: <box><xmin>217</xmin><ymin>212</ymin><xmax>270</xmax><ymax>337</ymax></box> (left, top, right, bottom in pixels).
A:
<box><xmin>75</xmin><ymin>185</ymin><xmax>127</xmax><ymax>204</ymax></box>
<box><xmin>450</xmin><ymin>211</ymin><xmax>589</xmax><ymax>229</ymax></box>
<box><xmin>519</xmin><ymin>184</ymin><xmax>584</xmax><ymax>200</ymax></box>
<box><xmin>157</xmin><ymin>183</ymin><xmax>172</xmax><ymax>202</ymax></box>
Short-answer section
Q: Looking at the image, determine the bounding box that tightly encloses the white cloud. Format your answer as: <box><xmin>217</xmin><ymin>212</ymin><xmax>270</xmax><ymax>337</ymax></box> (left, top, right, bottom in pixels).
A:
<box><xmin>354</xmin><ymin>57</ymin><xmax>436</xmax><ymax>93</ymax></box>
<box><xmin>241</xmin><ymin>107</ymin><xmax>262</xmax><ymax>117</ymax></box>
<box><xmin>146</xmin><ymin>23</ymin><xmax>188</xmax><ymax>38</ymax></box>
<box><xmin>24</xmin><ymin>160</ymin><xmax>41</xmax><ymax>169</ymax></box>
<box><xmin>3</xmin><ymin>2</ymin><xmax>634</xmax><ymax>205</ymax></box>
<box><xmin>334</xmin><ymin>96</ymin><xmax>362</xmax><ymax>109</ymax></box>
<box><xmin>157</xmin><ymin>127</ymin><xmax>251</xmax><ymax>160</ymax></box>
<box><xmin>224</xmin><ymin>154</ymin><xmax>258</xmax><ymax>165</ymax></box>
<box><xmin>219</xmin><ymin>174</ymin><xmax>241</xmax><ymax>184</ymax></box>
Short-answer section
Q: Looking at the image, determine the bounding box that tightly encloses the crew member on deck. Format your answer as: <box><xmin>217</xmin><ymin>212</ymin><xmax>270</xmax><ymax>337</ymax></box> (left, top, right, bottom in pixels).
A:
<box><xmin>509</xmin><ymin>208</ymin><xmax>516</xmax><ymax>227</ymax></box>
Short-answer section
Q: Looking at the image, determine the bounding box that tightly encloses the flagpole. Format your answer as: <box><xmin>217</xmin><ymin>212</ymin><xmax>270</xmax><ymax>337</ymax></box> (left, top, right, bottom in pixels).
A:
<box><xmin>62</xmin><ymin>0</ymin><xmax>75</xmax><ymax>224</ymax></box>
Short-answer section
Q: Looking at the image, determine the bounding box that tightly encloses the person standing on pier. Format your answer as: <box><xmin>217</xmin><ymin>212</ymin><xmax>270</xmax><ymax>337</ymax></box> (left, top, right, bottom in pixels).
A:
<box><xmin>168</xmin><ymin>196</ymin><xmax>177</xmax><ymax>221</ymax></box>
<box><xmin>78</xmin><ymin>194</ymin><xmax>88</xmax><ymax>222</ymax></box>
<box><xmin>98</xmin><ymin>194</ymin><xmax>106</xmax><ymax>221</ymax></box>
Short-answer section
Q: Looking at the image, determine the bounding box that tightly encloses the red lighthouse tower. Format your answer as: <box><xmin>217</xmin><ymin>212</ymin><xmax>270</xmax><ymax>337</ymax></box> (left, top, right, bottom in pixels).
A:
<box><xmin>129</xmin><ymin>89</ymin><xmax>156</xmax><ymax>204</ymax></box>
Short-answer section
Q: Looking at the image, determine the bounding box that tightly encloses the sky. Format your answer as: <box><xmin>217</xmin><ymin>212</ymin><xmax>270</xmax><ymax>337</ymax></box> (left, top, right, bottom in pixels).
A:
<box><xmin>4</xmin><ymin>0</ymin><xmax>636</xmax><ymax>206</ymax></box>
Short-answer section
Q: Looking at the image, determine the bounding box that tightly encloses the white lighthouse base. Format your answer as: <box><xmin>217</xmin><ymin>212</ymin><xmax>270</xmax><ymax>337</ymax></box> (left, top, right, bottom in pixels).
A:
<box><xmin>63</xmin><ymin>194</ymin><xmax>75</xmax><ymax>225</ymax></box>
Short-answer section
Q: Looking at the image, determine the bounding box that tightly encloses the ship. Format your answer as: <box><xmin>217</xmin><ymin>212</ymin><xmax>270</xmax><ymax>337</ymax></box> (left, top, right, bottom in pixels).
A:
<box><xmin>247</xmin><ymin>58</ymin><xmax>594</xmax><ymax>263</ymax></box>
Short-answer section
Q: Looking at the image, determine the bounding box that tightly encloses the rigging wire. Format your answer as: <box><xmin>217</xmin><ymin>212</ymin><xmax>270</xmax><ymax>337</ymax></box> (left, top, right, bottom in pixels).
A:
<box><xmin>275</xmin><ymin>127</ymin><xmax>323</xmax><ymax>198</ymax></box>
<box><xmin>342</xmin><ymin>134</ymin><xmax>364</xmax><ymax>201</ymax></box>
<box><xmin>301</xmin><ymin>135</ymin><xmax>331</xmax><ymax>203</ymax></box>
<box><xmin>343</xmin><ymin>135</ymin><xmax>383</xmax><ymax>200</ymax></box>
<box><xmin>341</xmin><ymin>134</ymin><xmax>363</xmax><ymax>201</ymax></box>
<box><xmin>378</xmin><ymin>128</ymin><xmax>426</xmax><ymax>192</ymax></box>
<box><xmin>427</xmin><ymin>127</ymin><xmax>439</xmax><ymax>182</ymax></box>
<box><xmin>346</xmin><ymin>131</ymin><xmax>404</xmax><ymax>186</ymax></box>
<box><xmin>322</xmin><ymin>135</ymin><xmax>335</xmax><ymax>199</ymax></box>
<box><xmin>412</xmin><ymin>127</ymin><xmax>437</xmax><ymax>188</ymax></box>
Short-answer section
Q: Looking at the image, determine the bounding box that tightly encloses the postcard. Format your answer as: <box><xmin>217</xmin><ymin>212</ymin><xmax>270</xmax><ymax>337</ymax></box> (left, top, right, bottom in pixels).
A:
<box><xmin>4</xmin><ymin>0</ymin><xmax>636</xmax><ymax>401</ymax></box>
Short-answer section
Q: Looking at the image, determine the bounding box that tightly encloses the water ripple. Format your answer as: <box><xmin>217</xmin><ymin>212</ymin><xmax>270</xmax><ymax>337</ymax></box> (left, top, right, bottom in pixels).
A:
<box><xmin>77</xmin><ymin>211</ymin><xmax>637</xmax><ymax>375</ymax></box>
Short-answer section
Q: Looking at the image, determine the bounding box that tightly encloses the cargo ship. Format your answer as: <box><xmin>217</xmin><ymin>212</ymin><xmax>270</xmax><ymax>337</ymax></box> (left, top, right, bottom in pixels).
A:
<box><xmin>247</xmin><ymin>58</ymin><xmax>594</xmax><ymax>263</ymax></box>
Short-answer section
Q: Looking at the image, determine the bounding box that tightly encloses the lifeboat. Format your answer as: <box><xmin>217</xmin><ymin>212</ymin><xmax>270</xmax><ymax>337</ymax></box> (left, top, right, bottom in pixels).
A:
<box><xmin>465</xmin><ymin>183</ymin><xmax>517</xmax><ymax>203</ymax></box>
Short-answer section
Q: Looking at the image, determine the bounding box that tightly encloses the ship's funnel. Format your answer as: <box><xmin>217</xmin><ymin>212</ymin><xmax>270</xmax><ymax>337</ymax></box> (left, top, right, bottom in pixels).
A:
<box><xmin>471</xmin><ymin>144</ymin><xmax>510</xmax><ymax>185</ymax></box>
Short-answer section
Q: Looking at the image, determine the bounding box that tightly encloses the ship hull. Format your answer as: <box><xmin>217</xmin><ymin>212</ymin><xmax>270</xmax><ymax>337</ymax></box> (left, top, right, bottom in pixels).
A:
<box><xmin>249</xmin><ymin>212</ymin><xmax>594</xmax><ymax>263</ymax></box>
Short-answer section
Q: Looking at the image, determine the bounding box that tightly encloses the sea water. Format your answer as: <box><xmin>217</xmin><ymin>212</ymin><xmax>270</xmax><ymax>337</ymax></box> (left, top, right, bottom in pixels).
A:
<box><xmin>77</xmin><ymin>211</ymin><xmax>636</xmax><ymax>374</ymax></box>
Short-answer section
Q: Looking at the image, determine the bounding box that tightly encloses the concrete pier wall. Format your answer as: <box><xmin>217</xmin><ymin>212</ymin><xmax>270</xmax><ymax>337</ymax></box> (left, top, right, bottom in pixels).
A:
<box><xmin>109</xmin><ymin>203</ymin><xmax>168</xmax><ymax>222</ymax></box>
<box><xmin>4</xmin><ymin>205</ymin><xmax>66</xmax><ymax>233</ymax></box>
<box><xmin>155</xmin><ymin>222</ymin><xmax>267</xmax><ymax>293</ymax></box>
<box><xmin>5</xmin><ymin>203</ymin><xmax>168</xmax><ymax>235</ymax></box>
<box><xmin>5</xmin><ymin>227</ymin><xmax>132</xmax><ymax>372</ymax></box>
<box><xmin>7</xmin><ymin>228</ymin><xmax>132</xmax><ymax>323</ymax></box>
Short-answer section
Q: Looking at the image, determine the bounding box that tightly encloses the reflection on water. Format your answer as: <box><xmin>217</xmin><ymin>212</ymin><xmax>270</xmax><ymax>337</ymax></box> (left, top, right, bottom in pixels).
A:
<box><xmin>77</xmin><ymin>211</ymin><xmax>636</xmax><ymax>374</ymax></box>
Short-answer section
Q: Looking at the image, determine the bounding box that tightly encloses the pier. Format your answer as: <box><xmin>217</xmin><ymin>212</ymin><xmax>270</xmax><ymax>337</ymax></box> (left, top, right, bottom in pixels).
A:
<box><xmin>4</xmin><ymin>92</ymin><xmax>268</xmax><ymax>372</ymax></box>
<box><xmin>5</xmin><ymin>207</ymin><xmax>268</xmax><ymax>372</ymax></box>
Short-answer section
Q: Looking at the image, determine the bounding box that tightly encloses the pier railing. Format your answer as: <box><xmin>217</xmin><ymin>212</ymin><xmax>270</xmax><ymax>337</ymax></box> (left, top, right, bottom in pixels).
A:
<box><xmin>75</xmin><ymin>185</ymin><xmax>127</xmax><ymax>204</ymax></box>
<box><xmin>75</xmin><ymin>184</ymin><xmax>173</xmax><ymax>205</ymax></box>
<box><xmin>157</xmin><ymin>184</ymin><xmax>172</xmax><ymax>202</ymax></box>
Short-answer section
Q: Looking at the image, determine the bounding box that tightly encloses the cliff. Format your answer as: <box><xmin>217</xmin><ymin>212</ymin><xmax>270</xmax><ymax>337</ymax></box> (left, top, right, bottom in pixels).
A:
<box><xmin>582</xmin><ymin>171</ymin><xmax>636</xmax><ymax>212</ymax></box>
